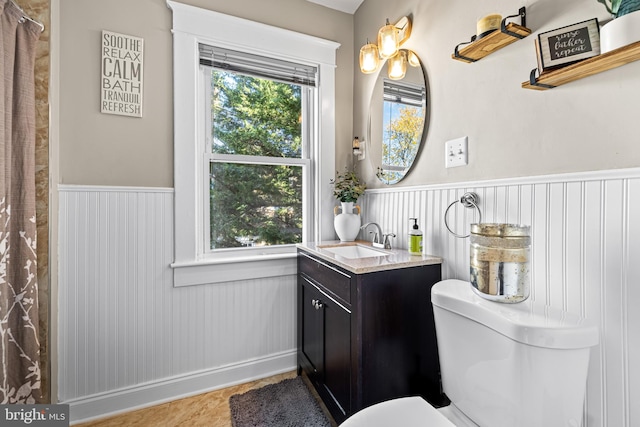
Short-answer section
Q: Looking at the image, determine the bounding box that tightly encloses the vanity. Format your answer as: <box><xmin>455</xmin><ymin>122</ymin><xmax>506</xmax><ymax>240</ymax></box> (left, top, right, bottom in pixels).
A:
<box><xmin>297</xmin><ymin>241</ymin><xmax>447</xmax><ymax>424</ymax></box>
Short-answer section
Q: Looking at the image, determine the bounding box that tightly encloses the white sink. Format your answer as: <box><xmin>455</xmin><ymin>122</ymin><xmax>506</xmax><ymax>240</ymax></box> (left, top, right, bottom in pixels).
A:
<box><xmin>320</xmin><ymin>244</ymin><xmax>390</xmax><ymax>259</ymax></box>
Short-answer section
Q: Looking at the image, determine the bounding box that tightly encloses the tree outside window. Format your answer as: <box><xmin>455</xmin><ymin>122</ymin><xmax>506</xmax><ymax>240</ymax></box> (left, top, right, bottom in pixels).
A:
<box><xmin>381</xmin><ymin>101</ymin><xmax>425</xmax><ymax>183</ymax></box>
<box><xmin>208</xmin><ymin>70</ymin><xmax>306</xmax><ymax>249</ymax></box>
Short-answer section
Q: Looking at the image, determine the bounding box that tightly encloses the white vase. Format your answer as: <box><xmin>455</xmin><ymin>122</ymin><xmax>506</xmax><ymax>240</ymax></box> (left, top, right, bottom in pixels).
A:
<box><xmin>601</xmin><ymin>10</ymin><xmax>640</xmax><ymax>53</ymax></box>
<box><xmin>333</xmin><ymin>202</ymin><xmax>361</xmax><ymax>242</ymax></box>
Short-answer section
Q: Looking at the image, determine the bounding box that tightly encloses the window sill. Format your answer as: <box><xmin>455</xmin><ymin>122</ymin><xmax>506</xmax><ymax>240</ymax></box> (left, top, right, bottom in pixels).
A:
<box><xmin>171</xmin><ymin>252</ymin><xmax>298</xmax><ymax>287</ymax></box>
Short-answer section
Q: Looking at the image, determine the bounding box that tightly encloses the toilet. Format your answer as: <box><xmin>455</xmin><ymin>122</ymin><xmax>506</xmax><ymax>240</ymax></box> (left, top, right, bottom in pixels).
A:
<box><xmin>340</xmin><ymin>279</ymin><xmax>599</xmax><ymax>427</ymax></box>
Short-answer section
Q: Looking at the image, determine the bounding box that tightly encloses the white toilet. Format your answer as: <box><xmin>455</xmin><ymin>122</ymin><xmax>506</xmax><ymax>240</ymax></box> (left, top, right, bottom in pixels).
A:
<box><xmin>340</xmin><ymin>279</ymin><xmax>599</xmax><ymax>427</ymax></box>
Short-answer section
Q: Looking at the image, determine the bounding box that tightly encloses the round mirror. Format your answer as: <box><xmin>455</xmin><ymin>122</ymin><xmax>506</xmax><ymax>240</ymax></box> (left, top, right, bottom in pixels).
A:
<box><xmin>367</xmin><ymin>50</ymin><xmax>428</xmax><ymax>185</ymax></box>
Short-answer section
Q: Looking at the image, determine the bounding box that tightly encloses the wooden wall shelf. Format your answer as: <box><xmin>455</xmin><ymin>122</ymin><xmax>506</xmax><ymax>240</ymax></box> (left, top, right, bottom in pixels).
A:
<box><xmin>452</xmin><ymin>7</ymin><xmax>531</xmax><ymax>63</ymax></box>
<box><xmin>522</xmin><ymin>40</ymin><xmax>640</xmax><ymax>90</ymax></box>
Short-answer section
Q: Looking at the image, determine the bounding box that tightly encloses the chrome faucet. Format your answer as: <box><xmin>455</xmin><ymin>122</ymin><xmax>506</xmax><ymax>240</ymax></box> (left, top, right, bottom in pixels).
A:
<box><xmin>382</xmin><ymin>233</ymin><xmax>396</xmax><ymax>250</ymax></box>
<box><xmin>360</xmin><ymin>222</ymin><xmax>383</xmax><ymax>248</ymax></box>
<box><xmin>361</xmin><ymin>223</ymin><xmax>396</xmax><ymax>249</ymax></box>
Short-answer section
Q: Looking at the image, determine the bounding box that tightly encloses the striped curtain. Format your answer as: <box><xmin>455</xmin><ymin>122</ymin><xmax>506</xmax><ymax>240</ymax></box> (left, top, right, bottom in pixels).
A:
<box><xmin>0</xmin><ymin>0</ymin><xmax>42</xmax><ymax>404</ymax></box>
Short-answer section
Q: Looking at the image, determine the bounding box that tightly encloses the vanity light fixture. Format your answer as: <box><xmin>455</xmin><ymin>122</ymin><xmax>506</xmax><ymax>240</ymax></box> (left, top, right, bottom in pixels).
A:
<box><xmin>407</xmin><ymin>50</ymin><xmax>420</xmax><ymax>67</ymax></box>
<box><xmin>387</xmin><ymin>50</ymin><xmax>407</xmax><ymax>80</ymax></box>
<box><xmin>378</xmin><ymin>19</ymin><xmax>400</xmax><ymax>59</ymax></box>
<box><xmin>359</xmin><ymin>16</ymin><xmax>415</xmax><ymax>79</ymax></box>
<box><xmin>379</xmin><ymin>16</ymin><xmax>412</xmax><ymax>58</ymax></box>
<box><xmin>359</xmin><ymin>40</ymin><xmax>380</xmax><ymax>74</ymax></box>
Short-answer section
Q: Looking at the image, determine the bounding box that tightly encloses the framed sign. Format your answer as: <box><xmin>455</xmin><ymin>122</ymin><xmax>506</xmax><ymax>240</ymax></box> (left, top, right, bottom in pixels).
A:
<box><xmin>101</xmin><ymin>30</ymin><xmax>144</xmax><ymax>117</ymax></box>
<box><xmin>537</xmin><ymin>18</ymin><xmax>600</xmax><ymax>72</ymax></box>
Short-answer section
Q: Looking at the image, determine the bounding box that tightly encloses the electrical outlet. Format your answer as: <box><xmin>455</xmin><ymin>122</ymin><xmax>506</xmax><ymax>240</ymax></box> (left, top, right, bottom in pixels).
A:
<box><xmin>445</xmin><ymin>136</ymin><xmax>468</xmax><ymax>168</ymax></box>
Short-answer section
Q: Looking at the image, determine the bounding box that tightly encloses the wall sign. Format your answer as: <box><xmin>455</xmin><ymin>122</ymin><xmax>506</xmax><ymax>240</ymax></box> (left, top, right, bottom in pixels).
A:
<box><xmin>537</xmin><ymin>18</ymin><xmax>600</xmax><ymax>72</ymax></box>
<box><xmin>101</xmin><ymin>30</ymin><xmax>144</xmax><ymax>117</ymax></box>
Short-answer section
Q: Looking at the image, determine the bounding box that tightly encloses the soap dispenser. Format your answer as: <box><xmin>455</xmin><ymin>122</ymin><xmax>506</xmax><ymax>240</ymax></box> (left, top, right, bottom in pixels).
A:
<box><xmin>409</xmin><ymin>218</ymin><xmax>423</xmax><ymax>255</ymax></box>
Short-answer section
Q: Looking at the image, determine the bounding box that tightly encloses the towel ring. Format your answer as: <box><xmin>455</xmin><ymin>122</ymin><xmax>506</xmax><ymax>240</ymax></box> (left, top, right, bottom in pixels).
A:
<box><xmin>444</xmin><ymin>192</ymin><xmax>482</xmax><ymax>238</ymax></box>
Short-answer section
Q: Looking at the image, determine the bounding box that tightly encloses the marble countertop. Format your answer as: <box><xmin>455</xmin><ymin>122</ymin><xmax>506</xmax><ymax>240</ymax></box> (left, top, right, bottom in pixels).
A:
<box><xmin>297</xmin><ymin>240</ymin><xmax>442</xmax><ymax>274</ymax></box>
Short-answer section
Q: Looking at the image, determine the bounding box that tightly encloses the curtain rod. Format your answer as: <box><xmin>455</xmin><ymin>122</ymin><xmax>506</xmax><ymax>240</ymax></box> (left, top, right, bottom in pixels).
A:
<box><xmin>10</xmin><ymin>0</ymin><xmax>44</xmax><ymax>33</ymax></box>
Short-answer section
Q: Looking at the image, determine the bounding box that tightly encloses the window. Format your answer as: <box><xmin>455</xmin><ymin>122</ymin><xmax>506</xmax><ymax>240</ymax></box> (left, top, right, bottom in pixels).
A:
<box><xmin>200</xmin><ymin>46</ymin><xmax>315</xmax><ymax>252</ymax></box>
<box><xmin>380</xmin><ymin>79</ymin><xmax>425</xmax><ymax>183</ymax></box>
<box><xmin>168</xmin><ymin>1</ymin><xmax>339</xmax><ymax>286</ymax></box>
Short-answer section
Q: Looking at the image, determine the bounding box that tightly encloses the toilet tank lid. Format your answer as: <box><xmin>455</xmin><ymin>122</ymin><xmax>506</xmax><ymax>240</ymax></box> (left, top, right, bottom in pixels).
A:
<box><xmin>431</xmin><ymin>279</ymin><xmax>599</xmax><ymax>349</ymax></box>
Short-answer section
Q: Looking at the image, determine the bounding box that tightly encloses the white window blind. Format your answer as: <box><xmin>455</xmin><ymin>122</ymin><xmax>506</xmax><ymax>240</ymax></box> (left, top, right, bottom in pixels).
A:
<box><xmin>199</xmin><ymin>44</ymin><xmax>318</xmax><ymax>87</ymax></box>
<box><xmin>383</xmin><ymin>79</ymin><xmax>425</xmax><ymax>106</ymax></box>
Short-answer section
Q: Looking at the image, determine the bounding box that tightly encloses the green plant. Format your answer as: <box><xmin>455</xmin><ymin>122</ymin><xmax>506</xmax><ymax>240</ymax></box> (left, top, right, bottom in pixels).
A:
<box><xmin>331</xmin><ymin>170</ymin><xmax>366</xmax><ymax>202</ymax></box>
<box><xmin>597</xmin><ymin>0</ymin><xmax>640</xmax><ymax>17</ymax></box>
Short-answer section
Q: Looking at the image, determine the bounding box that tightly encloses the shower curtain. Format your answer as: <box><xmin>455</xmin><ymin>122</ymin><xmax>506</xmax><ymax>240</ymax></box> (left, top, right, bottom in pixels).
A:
<box><xmin>0</xmin><ymin>0</ymin><xmax>42</xmax><ymax>404</ymax></box>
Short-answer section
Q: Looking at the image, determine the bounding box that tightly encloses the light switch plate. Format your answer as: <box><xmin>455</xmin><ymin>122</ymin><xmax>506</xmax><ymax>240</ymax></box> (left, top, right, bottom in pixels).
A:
<box><xmin>445</xmin><ymin>136</ymin><xmax>468</xmax><ymax>168</ymax></box>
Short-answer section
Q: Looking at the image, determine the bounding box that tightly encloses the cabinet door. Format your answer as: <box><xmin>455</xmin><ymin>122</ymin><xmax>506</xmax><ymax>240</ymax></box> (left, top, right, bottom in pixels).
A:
<box><xmin>301</xmin><ymin>278</ymin><xmax>324</xmax><ymax>378</ymax></box>
<box><xmin>323</xmin><ymin>296</ymin><xmax>351</xmax><ymax>418</ymax></box>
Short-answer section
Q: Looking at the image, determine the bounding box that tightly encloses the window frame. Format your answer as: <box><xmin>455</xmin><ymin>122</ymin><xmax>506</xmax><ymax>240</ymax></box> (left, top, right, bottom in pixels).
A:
<box><xmin>167</xmin><ymin>1</ymin><xmax>338</xmax><ymax>287</ymax></box>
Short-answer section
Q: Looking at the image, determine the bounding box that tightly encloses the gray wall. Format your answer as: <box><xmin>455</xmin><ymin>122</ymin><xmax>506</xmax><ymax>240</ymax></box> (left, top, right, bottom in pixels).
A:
<box><xmin>58</xmin><ymin>0</ymin><xmax>639</xmax><ymax>195</ymax></box>
<box><xmin>58</xmin><ymin>0</ymin><xmax>354</xmax><ymax>187</ymax></box>
<box><xmin>354</xmin><ymin>0</ymin><xmax>640</xmax><ymax>188</ymax></box>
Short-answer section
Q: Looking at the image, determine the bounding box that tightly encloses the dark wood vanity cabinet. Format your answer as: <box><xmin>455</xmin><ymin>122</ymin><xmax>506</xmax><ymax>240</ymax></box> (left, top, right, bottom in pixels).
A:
<box><xmin>297</xmin><ymin>249</ymin><xmax>447</xmax><ymax>424</ymax></box>
<box><xmin>300</xmin><ymin>276</ymin><xmax>351</xmax><ymax>416</ymax></box>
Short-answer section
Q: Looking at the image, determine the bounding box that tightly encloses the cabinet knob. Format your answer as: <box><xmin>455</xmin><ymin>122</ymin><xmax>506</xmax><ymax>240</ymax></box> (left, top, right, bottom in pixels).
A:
<box><xmin>311</xmin><ymin>299</ymin><xmax>323</xmax><ymax>310</ymax></box>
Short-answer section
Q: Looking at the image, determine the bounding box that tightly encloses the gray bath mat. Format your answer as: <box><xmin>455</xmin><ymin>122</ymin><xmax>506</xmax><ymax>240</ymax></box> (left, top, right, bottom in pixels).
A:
<box><xmin>229</xmin><ymin>376</ymin><xmax>332</xmax><ymax>427</ymax></box>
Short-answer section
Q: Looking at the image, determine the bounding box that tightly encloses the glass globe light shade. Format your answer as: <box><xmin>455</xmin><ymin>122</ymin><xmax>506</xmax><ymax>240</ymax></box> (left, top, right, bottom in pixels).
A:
<box><xmin>359</xmin><ymin>42</ymin><xmax>380</xmax><ymax>74</ymax></box>
<box><xmin>378</xmin><ymin>20</ymin><xmax>399</xmax><ymax>59</ymax></box>
<box><xmin>407</xmin><ymin>50</ymin><xmax>420</xmax><ymax>67</ymax></box>
<box><xmin>387</xmin><ymin>50</ymin><xmax>407</xmax><ymax>80</ymax></box>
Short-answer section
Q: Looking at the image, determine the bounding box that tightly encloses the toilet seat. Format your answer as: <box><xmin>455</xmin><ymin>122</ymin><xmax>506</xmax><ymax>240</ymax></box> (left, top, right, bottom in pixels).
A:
<box><xmin>339</xmin><ymin>397</ymin><xmax>455</xmax><ymax>427</ymax></box>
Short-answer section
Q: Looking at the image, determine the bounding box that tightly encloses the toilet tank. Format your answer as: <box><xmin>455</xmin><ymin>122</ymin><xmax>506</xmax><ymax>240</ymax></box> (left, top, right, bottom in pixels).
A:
<box><xmin>431</xmin><ymin>279</ymin><xmax>598</xmax><ymax>427</ymax></box>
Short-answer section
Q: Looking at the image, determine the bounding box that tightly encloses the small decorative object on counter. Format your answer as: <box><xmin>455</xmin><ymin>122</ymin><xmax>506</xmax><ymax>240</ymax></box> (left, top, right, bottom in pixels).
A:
<box><xmin>408</xmin><ymin>218</ymin><xmax>423</xmax><ymax>255</ymax></box>
<box><xmin>334</xmin><ymin>202</ymin><xmax>361</xmax><ymax>242</ymax></box>
<box><xmin>469</xmin><ymin>223</ymin><xmax>530</xmax><ymax>303</ymax></box>
<box><xmin>331</xmin><ymin>169</ymin><xmax>366</xmax><ymax>203</ymax></box>
<box><xmin>331</xmin><ymin>170</ymin><xmax>366</xmax><ymax>242</ymax></box>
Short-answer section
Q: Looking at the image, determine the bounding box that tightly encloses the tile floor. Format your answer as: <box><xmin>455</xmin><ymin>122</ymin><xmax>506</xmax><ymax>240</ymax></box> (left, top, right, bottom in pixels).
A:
<box><xmin>75</xmin><ymin>371</ymin><xmax>306</xmax><ymax>426</ymax></box>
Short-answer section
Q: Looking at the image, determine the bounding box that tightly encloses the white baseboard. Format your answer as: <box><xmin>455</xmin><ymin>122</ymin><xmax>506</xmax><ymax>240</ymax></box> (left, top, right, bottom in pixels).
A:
<box><xmin>66</xmin><ymin>350</ymin><xmax>297</xmax><ymax>424</ymax></box>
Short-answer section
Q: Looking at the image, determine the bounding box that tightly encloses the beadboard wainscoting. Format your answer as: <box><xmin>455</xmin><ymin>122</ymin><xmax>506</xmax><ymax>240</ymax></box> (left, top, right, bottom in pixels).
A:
<box><xmin>58</xmin><ymin>186</ymin><xmax>297</xmax><ymax>423</ymax></box>
<box><xmin>359</xmin><ymin>168</ymin><xmax>640</xmax><ymax>427</ymax></box>
<box><xmin>58</xmin><ymin>168</ymin><xmax>640</xmax><ymax>426</ymax></box>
